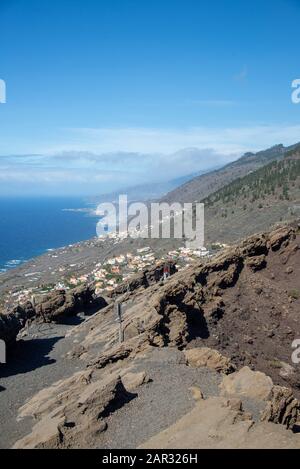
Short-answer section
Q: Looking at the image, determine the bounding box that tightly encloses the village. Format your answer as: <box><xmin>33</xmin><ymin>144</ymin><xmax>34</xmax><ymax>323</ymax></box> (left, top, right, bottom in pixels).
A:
<box><xmin>1</xmin><ymin>244</ymin><xmax>213</xmax><ymax>311</ymax></box>
<box><xmin>87</xmin><ymin>244</ymin><xmax>211</xmax><ymax>295</ymax></box>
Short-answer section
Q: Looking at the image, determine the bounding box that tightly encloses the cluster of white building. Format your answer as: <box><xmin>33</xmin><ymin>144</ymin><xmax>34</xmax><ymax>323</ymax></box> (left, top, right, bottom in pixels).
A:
<box><xmin>2</xmin><ymin>244</ymin><xmax>212</xmax><ymax>309</ymax></box>
<box><xmin>90</xmin><ymin>247</ymin><xmax>157</xmax><ymax>294</ymax></box>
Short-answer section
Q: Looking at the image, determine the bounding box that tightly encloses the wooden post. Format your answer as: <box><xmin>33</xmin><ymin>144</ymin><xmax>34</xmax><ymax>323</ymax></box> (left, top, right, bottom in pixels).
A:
<box><xmin>116</xmin><ymin>302</ymin><xmax>124</xmax><ymax>343</ymax></box>
<box><xmin>0</xmin><ymin>339</ymin><xmax>6</xmax><ymax>364</ymax></box>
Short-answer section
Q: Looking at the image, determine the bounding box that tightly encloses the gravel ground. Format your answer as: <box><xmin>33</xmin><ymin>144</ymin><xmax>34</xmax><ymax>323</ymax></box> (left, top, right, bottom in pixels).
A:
<box><xmin>0</xmin><ymin>324</ymin><xmax>266</xmax><ymax>450</ymax></box>
<box><xmin>93</xmin><ymin>348</ymin><xmax>265</xmax><ymax>449</ymax></box>
<box><xmin>96</xmin><ymin>348</ymin><xmax>223</xmax><ymax>449</ymax></box>
<box><xmin>0</xmin><ymin>319</ymin><xmax>84</xmax><ymax>449</ymax></box>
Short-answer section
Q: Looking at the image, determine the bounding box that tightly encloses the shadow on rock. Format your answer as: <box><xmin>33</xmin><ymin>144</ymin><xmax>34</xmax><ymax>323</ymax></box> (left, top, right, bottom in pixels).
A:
<box><xmin>56</xmin><ymin>315</ymin><xmax>85</xmax><ymax>326</ymax></box>
<box><xmin>0</xmin><ymin>336</ymin><xmax>63</xmax><ymax>378</ymax></box>
<box><xmin>186</xmin><ymin>306</ymin><xmax>210</xmax><ymax>341</ymax></box>
<box><xmin>101</xmin><ymin>385</ymin><xmax>138</xmax><ymax>419</ymax></box>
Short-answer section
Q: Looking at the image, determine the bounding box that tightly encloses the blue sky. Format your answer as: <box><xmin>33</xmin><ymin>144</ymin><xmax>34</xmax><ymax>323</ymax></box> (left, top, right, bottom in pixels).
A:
<box><xmin>0</xmin><ymin>0</ymin><xmax>300</xmax><ymax>195</ymax></box>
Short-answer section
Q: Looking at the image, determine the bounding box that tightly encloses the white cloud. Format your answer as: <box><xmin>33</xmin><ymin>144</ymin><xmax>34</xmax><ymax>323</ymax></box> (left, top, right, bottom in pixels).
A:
<box><xmin>42</xmin><ymin>123</ymin><xmax>300</xmax><ymax>156</ymax></box>
<box><xmin>1</xmin><ymin>123</ymin><xmax>299</xmax><ymax>195</ymax></box>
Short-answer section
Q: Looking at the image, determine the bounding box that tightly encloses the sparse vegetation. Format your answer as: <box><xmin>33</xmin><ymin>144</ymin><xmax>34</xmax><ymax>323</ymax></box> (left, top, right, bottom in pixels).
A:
<box><xmin>203</xmin><ymin>152</ymin><xmax>300</xmax><ymax>208</ymax></box>
<box><xmin>268</xmin><ymin>359</ymin><xmax>283</xmax><ymax>369</ymax></box>
<box><xmin>288</xmin><ymin>289</ymin><xmax>300</xmax><ymax>300</ymax></box>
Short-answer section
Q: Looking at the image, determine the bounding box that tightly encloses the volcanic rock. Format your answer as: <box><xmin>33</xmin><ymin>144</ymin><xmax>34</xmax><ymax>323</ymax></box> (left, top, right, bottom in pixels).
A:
<box><xmin>261</xmin><ymin>385</ymin><xmax>300</xmax><ymax>429</ymax></box>
<box><xmin>184</xmin><ymin>347</ymin><xmax>235</xmax><ymax>374</ymax></box>
<box><xmin>220</xmin><ymin>366</ymin><xmax>273</xmax><ymax>401</ymax></box>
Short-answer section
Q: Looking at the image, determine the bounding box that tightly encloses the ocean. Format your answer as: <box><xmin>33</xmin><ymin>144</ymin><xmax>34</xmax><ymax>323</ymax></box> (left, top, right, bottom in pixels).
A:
<box><xmin>0</xmin><ymin>197</ymin><xmax>99</xmax><ymax>272</ymax></box>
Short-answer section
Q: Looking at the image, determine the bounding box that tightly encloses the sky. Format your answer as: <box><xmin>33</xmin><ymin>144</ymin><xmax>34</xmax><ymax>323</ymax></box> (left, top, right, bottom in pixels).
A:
<box><xmin>0</xmin><ymin>0</ymin><xmax>300</xmax><ymax>196</ymax></box>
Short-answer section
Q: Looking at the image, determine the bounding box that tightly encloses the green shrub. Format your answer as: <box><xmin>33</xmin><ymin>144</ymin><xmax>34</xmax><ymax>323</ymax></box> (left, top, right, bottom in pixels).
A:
<box><xmin>288</xmin><ymin>289</ymin><xmax>300</xmax><ymax>300</ymax></box>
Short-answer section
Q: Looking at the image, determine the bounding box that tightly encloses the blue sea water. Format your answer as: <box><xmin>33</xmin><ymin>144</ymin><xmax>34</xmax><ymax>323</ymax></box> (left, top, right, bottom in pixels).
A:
<box><xmin>0</xmin><ymin>197</ymin><xmax>99</xmax><ymax>272</ymax></box>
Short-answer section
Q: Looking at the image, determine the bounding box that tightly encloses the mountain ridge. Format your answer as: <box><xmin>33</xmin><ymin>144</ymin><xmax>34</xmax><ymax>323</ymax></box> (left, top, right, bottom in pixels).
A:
<box><xmin>203</xmin><ymin>144</ymin><xmax>300</xmax><ymax>245</ymax></box>
<box><xmin>161</xmin><ymin>143</ymin><xmax>299</xmax><ymax>205</ymax></box>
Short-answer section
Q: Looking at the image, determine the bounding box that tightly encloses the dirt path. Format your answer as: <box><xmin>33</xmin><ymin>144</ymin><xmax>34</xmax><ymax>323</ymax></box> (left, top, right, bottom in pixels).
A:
<box><xmin>0</xmin><ymin>323</ymin><xmax>222</xmax><ymax>449</ymax></box>
<box><xmin>0</xmin><ymin>319</ymin><xmax>84</xmax><ymax>449</ymax></box>
<box><xmin>95</xmin><ymin>348</ymin><xmax>222</xmax><ymax>449</ymax></box>
<box><xmin>0</xmin><ymin>318</ymin><xmax>268</xmax><ymax>449</ymax></box>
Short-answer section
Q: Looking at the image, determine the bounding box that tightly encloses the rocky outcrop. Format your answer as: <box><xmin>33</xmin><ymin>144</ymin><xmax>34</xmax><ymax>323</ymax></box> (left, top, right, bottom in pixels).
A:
<box><xmin>184</xmin><ymin>347</ymin><xmax>235</xmax><ymax>374</ymax></box>
<box><xmin>245</xmin><ymin>254</ymin><xmax>266</xmax><ymax>272</ymax></box>
<box><xmin>140</xmin><ymin>364</ymin><xmax>300</xmax><ymax>448</ymax></box>
<box><xmin>0</xmin><ymin>284</ymin><xmax>108</xmax><ymax>345</ymax></box>
<box><xmin>122</xmin><ymin>371</ymin><xmax>151</xmax><ymax>391</ymax></box>
<box><xmin>34</xmin><ymin>284</ymin><xmax>107</xmax><ymax>322</ymax></box>
<box><xmin>269</xmin><ymin>227</ymin><xmax>294</xmax><ymax>251</ymax></box>
<box><xmin>109</xmin><ymin>261</ymin><xmax>177</xmax><ymax>297</ymax></box>
<box><xmin>12</xmin><ymin>345</ymin><xmax>300</xmax><ymax>449</ymax></box>
<box><xmin>64</xmin><ymin>222</ymin><xmax>300</xmax><ymax>397</ymax></box>
<box><xmin>220</xmin><ymin>366</ymin><xmax>273</xmax><ymax>401</ymax></box>
<box><xmin>0</xmin><ymin>302</ymin><xmax>35</xmax><ymax>345</ymax></box>
<box><xmin>139</xmin><ymin>224</ymin><xmax>300</xmax><ymax>395</ymax></box>
<box><xmin>261</xmin><ymin>385</ymin><xmax>300</xmax><ymax>429</ymax></box>
<box><xmin>139</xmin><ymin>395</ymin><xmax>300</xmax><ymax>449</ymax></box>
<box><xmin>14</xmin><ymin>367</ymin><xmax>136</xmax><ymax>449</ymax></box>
<box><xmin>13</xmin><ymin>349</ymin><xmax>153</xmax><ymax>450</ymax></box>
<box><xmin>5</xmin><ymin>222</ymin><xmax>300</xmax><ymax>449</ymax></box>
<box><xmin>219</xmin><ymin>367</ymin><xmax>300</xmax><ymax>430</ymax></box>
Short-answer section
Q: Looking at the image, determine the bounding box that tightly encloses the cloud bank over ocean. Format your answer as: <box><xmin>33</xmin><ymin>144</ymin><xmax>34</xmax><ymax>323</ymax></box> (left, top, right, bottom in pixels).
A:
<box><xmin>1</xmin><ymin>123</ymin><xmax>300</xmax><ymax>196</ymax></box>
<box><xmin>0</xmin><ymin>147</ymin><xmax>231</xmax><ymax>196</ymax></box>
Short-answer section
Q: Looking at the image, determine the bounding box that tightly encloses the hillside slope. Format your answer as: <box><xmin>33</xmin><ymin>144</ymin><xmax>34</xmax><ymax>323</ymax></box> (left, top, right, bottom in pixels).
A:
<box><xmin>162</xmin><ymin>143</ymin><xmax>297</xmax><ymax>205</ymax></box>
<box><xmin>203</xmin><ymin>146</ymin><xmax>300</xmax><ymax>244</ymax></box>
<box><xmin>2</xmin><ymin>222</ymin><xmax>300</xmax><ymax>449</ymax></box>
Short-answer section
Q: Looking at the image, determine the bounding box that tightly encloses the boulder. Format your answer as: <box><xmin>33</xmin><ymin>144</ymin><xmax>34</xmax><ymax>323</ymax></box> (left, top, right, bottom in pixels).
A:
<box><xmin>246</xmin><ymin>255</ymin><xmax>267</xmax><ymax>272</ymax></box>
<box><xmin>220</xmin><ymin>366</ymin><xmax>273</xmax><ymax>401</ymax></box>
<box><xmin>0</xmin><ymin>302</ymin><xmax>35</xmax><ymax>345</ymax></box>
<box><xmin>189</xmin><ymin>386</ymin><xmax>204</xmax><ymax>401</ymax></box>
<box><xmin>184</xmin><ymin>347</ymin><xmax>235</xmax><ymax>374</ymax></box>
<box><xmin>34</xmin><ymin>290</ymin><xmax>67</xmax><ymax>320</ymax></box>
<box><xmin>34</xmin><ymin>285</ymin><xmax>107</xmax><ymax>322</ymax></box>
<box><xmin>269</xmin><ymin>228</ymin><xmax>292</xmax><ymax>251</ymax></box>
<box><xmin>122</xmin><ymin>371</ymin><xmax>150</xmax><ymax>391</ymax></box>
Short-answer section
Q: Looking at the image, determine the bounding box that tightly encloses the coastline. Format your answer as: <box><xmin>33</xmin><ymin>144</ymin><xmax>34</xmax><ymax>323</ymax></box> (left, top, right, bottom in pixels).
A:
<box><xmin>0</xmin><ymin>197</ymin><xmax>99</xmax><ymax>273</ymax></box>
